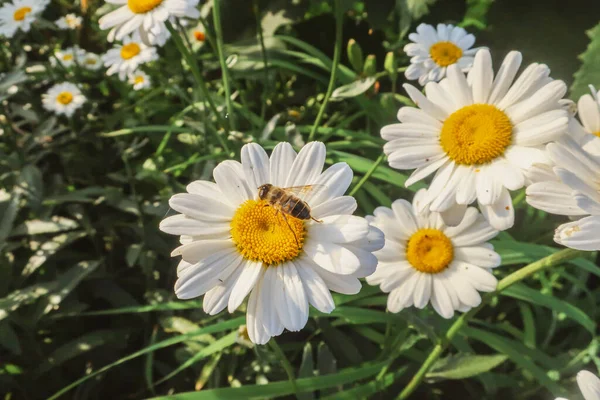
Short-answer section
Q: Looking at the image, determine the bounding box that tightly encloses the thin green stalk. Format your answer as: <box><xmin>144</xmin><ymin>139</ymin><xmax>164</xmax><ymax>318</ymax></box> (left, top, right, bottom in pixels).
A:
<box><xmin>268</xmin><ymin>339</ymin><xmax>298</xmax><ymax>393</ymax></box>
<box><xmin>308</xmin><ymin>0</ymin><xmax>343</xmax><ymax>141</ymax></box>
<box><xmin>349</xmin><ymin>154</ymin><xmax>386</xmax><ymax>196</ymax></box>
<box><xmin>212</xmin><ymin>0</ymin><xmax>236</xmax><ymax>130</ymax></box>
<box><xmin>397</xmin><ymin>248</ymin><xmax>583</xmax><ymax>399</ymax></box>
<box><xmin>165</xmin><ymin>21</ymin><xmax>228</xmax><ymax>135</ymax></box>
<box><xmin>253</xmin><ymin>0</ymin><xmax>270</xmax><ymax>121</ymax></box>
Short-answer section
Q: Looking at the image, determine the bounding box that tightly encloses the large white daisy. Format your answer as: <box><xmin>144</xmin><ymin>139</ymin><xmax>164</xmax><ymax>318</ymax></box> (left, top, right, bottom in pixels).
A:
<box><xmin>525</xmin><ymin>137</ymin><xmax>600</xmax><ymax>251</ymax></box>
<box><xmin>42</xmin><ymin>82</ymin><xmax>86</xmax><ymax>117</ymax></box>
<box><xmin>128</xmin><ymin>70</ymin><xmax>151</xmax><ymax>90</ymax></box>
<box><xmin>366</xmin><ymin>189</ymin><xmax>500</xmax><ymax>318</ymax></box>
<box><xmin>103</xmin><ymin>33</ymin><xmax>158</xmax><ymax>80</ymax></box>
<box><xmin>98</xmin><ymin>0</ymin><xmax>200</xmax><ymax>46</ymax></box>
<box><xmin>55</xmin><ymin>13</ymin><xmax>82</xmax><ymax>30</ymax></box>
<box><xmin>556</xmin><ymin>370</ymin><xmax>600</xmax><ymax>400</ymax></box>
<box><xmin>404</xmin><ymin>23</ymin><xmax>481</xmax><ymax>86</ymax></box>
<box><xmin>160</xmin><ymin>142</ymin><xmax>384</xmax><ymax>345</ymax></box>
<box><xmin>0</xmin><ymin>0</ymin><xmax>49</xmax><ymax>38</ymax></box>
<box><xmin>382</xmin><ymin>48</ymin><xmax>569</xmax><ymax>231</ymax></box>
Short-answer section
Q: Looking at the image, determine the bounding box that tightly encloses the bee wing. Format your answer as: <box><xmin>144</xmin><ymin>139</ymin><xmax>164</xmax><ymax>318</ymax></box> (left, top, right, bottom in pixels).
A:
<box><xmin>282</xmin><ymin>184</ymin><xmax>327</xmax><ymax>202</ymax></box>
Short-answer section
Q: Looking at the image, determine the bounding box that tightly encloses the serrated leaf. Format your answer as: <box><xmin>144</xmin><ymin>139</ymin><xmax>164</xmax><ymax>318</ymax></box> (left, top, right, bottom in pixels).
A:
<box><xmin>571</xmin><ymin>22</ymin><xmax>600</xmax><ymax>99</ymax></box>
<box><xmin>426</xmin><ymin>353</ymin><xmax>508</xmax><ymax>380</ymax></box>
<box><xmin>331</xmin><ymin>77</ymin><xmax>376</xmax><ymax>101</ymax></box>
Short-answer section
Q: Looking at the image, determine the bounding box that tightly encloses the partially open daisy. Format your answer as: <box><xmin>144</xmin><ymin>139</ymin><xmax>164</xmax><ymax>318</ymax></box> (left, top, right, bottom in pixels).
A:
<box><xmin>160</xmin><ymin>142</ymin><xmax>384</xmax><ymax>344</ymax></box>
<box><xmin>42</xmin><ymin>82</ymin><xmax>86</xmax><ymax>117</ymax></box>
<box><xmin>366</xmin><ymin>189</ymin><xmax>500</xmax><ymax>318</ymax></box>
<box><xmin>526</xmin><ymin>138</ymin><xmax>600</xmax><ymax>251</ymax></box>
<box><xmin>103</xmin><ymin>33</ymin><xmax>158</xmax><ymax>80</ymax></box>
<box><xmin>556</xmin><ymin>370</ymin><xmax>600</xmax><ymax>400</ymax></box>
<box><xmin>382</xmin><ymin>48</ymin><xmax>569</xmax><ymax>231</ymax></box>
<box><xmin>51</xmin><ymin>47</ymin><xmax>85</xmax><ymax>68</ymax></box>
<box><xmin>81</xmin><ymin>52</ymin><xmax>103</xmax><ymax>71</ymax></box>
<box><xmin>0</xmin><ymin>0</ymin><xmax>48</xmax><ymax>38</ymax></box>
<box><xmin>98</xmin><ymin>0</ymin><xmax>200</xmax><ymax>46</ymax></box>
<box><xmin>404</xmin><ymin>23</ymin><xmax>481</xmax><ymax>86</ymax></box>
<box><xmin>55</xmin><ymin>13</ymin><xmax>82</xmax><ymax>30</ymax></box>
<box><xmin>128</xmin><ymin>70</ymin><xmax>151</xmax><ymax>90</ymax></box>
<box><xmin>187</xmin><ymin>21</ymin><xmax>206</xmax><ymax>51</ymax></box>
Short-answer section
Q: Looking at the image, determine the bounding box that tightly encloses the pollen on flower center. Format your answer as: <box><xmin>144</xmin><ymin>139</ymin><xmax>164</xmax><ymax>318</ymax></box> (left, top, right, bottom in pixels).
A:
<box><xmin>406</xmin><ymin>228</ymin><xmax>453</xmax><ymax>274</ymax></box>
<box><xmin>56</xmin><ymin>91</ymin><xmax>74</xmax><ymax>105</ymax></box>
<box><xmin>127</xmin><ymin>0</ymin><xmax>163</xmax><ymax>14</ymax></box>
<box><xmin>63</xmin><ymin>54</ymin><xmax>73</xmax><ymax>61</ymax></box>
<box><xmin>134</xmin><ymin>76</ymin><xmax>145</xmax><ymax>84</ymax></box>
<box><xmin>429</xmin><ymin>41</ymin><xmax>463</xmax><ymax>67</ymax></box>
<box><xmin>13</xmin><ymin>6</ymin><xmax>32</xmax><ymax>21</ymax></box>
<box><xmin>230</xmin><ymin>199</ymin><xmax>306</xmax><ymax>266</ymax></box>
<box><xmin>440</xmin><ymin>104</ymin><xmax>513</xmax><ymax>165</ymax></box>
<box><xmin>121</xmin><ymin>43</ymin><xmax>141</xmax><ymax>60</ymax></box>
<box><xmin>193</xmin><ymin>30</ymin><xmax>205</xmax><ymax>42</ymax></box>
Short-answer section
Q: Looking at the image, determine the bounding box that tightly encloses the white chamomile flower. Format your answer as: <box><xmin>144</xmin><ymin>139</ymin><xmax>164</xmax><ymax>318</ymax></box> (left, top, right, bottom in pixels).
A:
<box><xmin>128</xmin><ymin>70</ymin><xmax>151</xmax><ymax>90</ymax></box>
<box><xmin>42</xmin><ymin>82</ymin><xmax>86</xmax><ymax>117</ymax></box>
<box><xmin>366</xmin><ymin>189</ymin><xmax>500</xmax><ymax>318</ymax></box>
<box><xmin>0</xmin><ymin>0</ymin><xmax>49</xmax><ymax>38</ymax></box>
<box><xmin>51</xmin><ymin>46</ymin><xmax>85</xmax><ymax>68</ymax></box>
<box><xmin>567</xmin><ymin>85</ymin><xmax>600</xmax><ymax>157</ymax></box>
<box><xmin>55</xmin><ymin>13</ymin><xmax>82</xmax><ymax>30</ymax></box>
<box><xmin>103</xmin><ymin>33</ymin><xmax>158</xmax><ymax>80</ymax></box>
<box><xmin>404</xmin><ymin>23</ymin><xmax>482</xmax><ymax>86</ymax></box>
<box><xmin>526</xmin><ymin>137</ymin><xmax>600</xmax><ymax>251</ymax></box>
<box><xmin>382</xmin><ymin>48</ymin><xmax>569</xmax><ymax>231</ymax></box>
<box><xmin>81</xmin><ymin>52</ymin><xmax>102</xmax><ymax>71</ymax></box>
<box><xmin>98</xmin><ymin>0</ymin><xmax>200</xmax><ymax>46</ymax></box>
<box><xmin>556</xmin><ymin>370</ymin><xmax>600</xmax><ymax>400</ymax></box>
<box><xmin>159</xmin><ymin>142</ymin><xmax>384</xmax><ymax>345</ymax></box>
<box><xmin>187</xmin><ymin>21</ymin><xmax>206</xmax><ymax>51</ymax></box>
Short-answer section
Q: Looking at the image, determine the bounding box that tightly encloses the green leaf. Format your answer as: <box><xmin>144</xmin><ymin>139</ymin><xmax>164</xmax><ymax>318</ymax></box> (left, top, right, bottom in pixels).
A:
<box><xmin>22</xmin><ymin>231</ymin><xmax>87</xmax><ymax>276</ymax></box>
<box><xmin>502</xmin><ymin>283</ymin><xmax>596</xmax><ymax>334</ymax></box>
<box><xmin>406</xmin><ymin>0</ymin><xmax>438</xmax><ymax>19</ymax></box>
<box><xmin>460</xmin><ymin>0</ymin><xmax>494</xmax><ymax>29</ymax></box>
<box><xmin>426</xmin><ymin>353</ymin><xmax>508</xmax><ymax>380</ymax></box>
<box><xmin>330</xmin><ymin>77</ymin><xmax>376</xmax><ymax>101</ymax></box>
<box><xmin>10</xmin><ymin>217</ymin><xmax>78</xmax><ymax>237</ymax></box>
<box><xmin>571</xmin><ymin>22</ymin><xmax>600</xmax><ymax>99</ymax></box>
<box><xmin>0</xmin><ymin>190</ymin><xmax>20</xmax><ymax>246</ymax></box>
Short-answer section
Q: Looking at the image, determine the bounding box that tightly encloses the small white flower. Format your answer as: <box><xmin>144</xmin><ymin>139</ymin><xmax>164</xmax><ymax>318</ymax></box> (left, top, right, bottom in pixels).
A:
<box><xmin>42</xmin><ymin>82</ymin><xmax>86</xmax><ymax>117</ymax></box>
<box><xmin>98</xmin><ymin>0</ymin><xmax>200</xmax><ymax>46</ymax></box>
<box><xmin>103</xmin><ymin>33</ymin><xmax>158</xmax><ymax>80</ymax></box>
<box><xmin>51</xmin><ymin>46</ymin><xmax>86</xmax><ymax>68</ymax></box>
<box><xmin>159</xmin><ymin>141</ymin><xmax>384</xmax><ymax>345</ymax></box>
<box><xmin>81</xmin><ymin>52</ymin><xmax>102</xmax><ymax>71</ymax></box>
<box><xmin>55</xmin><ymin>13</ymin><xmax>82</xmax><ymax>30</ymax></box>
<box><xmin>556</xmin><ymin>370</ymin><xmax>600</xmax><ymax>400</ymax></box>
<box><xmin>404</xmin><ymin>23</ymin><xmax>482</xmax><ymax>86</ymax></box>
<box><xmin>128</xmin><ymin>70</ymin><xmax>151</xmax><ymax>90</ymax></box>
<box><xmin>186</xmin><ymin>21</ymin><xmax>206</xmax><ymax>51</ymax></box>
<box><xmin>367</xmin><ymin>189</ymin><xmax>500</xmax><ymax>318</ymax></box>
<box><xmin>382</xmin><ymin>48</ymin><xmax>569</xmax><ymax>231</ymax></box>
<box><xmin>526</xmin><ymin>137</ymin><xmax>600</xmax><ymax>251</ymax></box>
<box><xmin>568</xmin><ymin>85</ymin><xmax>600</xmax><ymax>157</ymax></box>
<box><xmin>0</xmin><ymin>0</ymin><xmax>49</xmax><ymax>38</ymax></box>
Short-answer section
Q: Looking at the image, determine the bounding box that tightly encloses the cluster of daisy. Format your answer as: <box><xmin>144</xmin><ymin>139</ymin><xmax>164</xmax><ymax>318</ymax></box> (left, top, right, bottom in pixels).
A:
<box><xmin>0</xmin><ymin>0</ymin><xmax>49</xmax><ymax>38</ymax></box>
<box><xmin>51</xmin><ymin>46</ymin><xmax>102</xmax><ymax>71</ymax></box>
<box><xmin>159</xmin><ymin>22</ymin><xmax>600</xmax><ymax>361</ymax></box>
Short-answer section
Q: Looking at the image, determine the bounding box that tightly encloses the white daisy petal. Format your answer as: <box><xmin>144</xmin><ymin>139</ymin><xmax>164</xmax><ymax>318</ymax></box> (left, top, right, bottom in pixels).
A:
<box><xmin>241</xmin><ymin>143</ymin><xmax>270</xmax><ymax>190</ymax></box>
<box><xmin>285</xmin><ymin>141</ymin><xmax>326</xmax><ymax>187</ymax></box>
<box><xmin>269</xmin><ymin>142</ymin><xmax>297</xmax><ymax>187</ymax></box>
<box><xmin>478</xmin><ymin>187</ymin><xmax>515</xmax><ymax>231</ymax></box>
<box><xmin>554</xmin><ymin>216</ymin><xmax>600</xmax><ymax>251</ymax></box>
<box><xmin>228</xmin><ymin>261</ymin><xmax>263</xmax><ymax>312</ymax></box>
<box><xmin>578</xmin><ymin>94</ymin><xmax>600</xmax><ymax>134</ymax></box>
<box><xmin>275</xmin><ymin>262</ymin><xmax>309</xmax><ymax>331</ymax></box>
<box><xmin>526</xmin><ymin>181</ymin><xmax>586</xmax><ymax>216</ymax></box>
<box><xmin>577</xmin><ymin>370</ymin><xmax>600</xmax><ymax>400</ymax></box>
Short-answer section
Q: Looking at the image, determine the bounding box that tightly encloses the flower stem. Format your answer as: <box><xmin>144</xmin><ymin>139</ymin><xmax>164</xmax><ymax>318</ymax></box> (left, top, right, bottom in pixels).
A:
<box><xmin>308</xmin><ymin>0</ymin><xmax>343</xmax><ymax>142</ymax></box>
<box><xmin>165</xmin><ymin>21</ymin><xmax>228</xmax><ymax>135</ymax></box>
<box><xmin>253</xmin><ymin>0</ymin><xmax>270</xmax><ymax>121</ymax></box>
<box><xmin>212</xmin><ymin>0</ymin><xmax>236</xmax><ymax>131</ymax></box>
<box><xmin>396</xmin><ymin>247</ymin><xmax>583</xmax><ymax>399</ymax></box>
<box><xmin>349</xmin><ymin>153</ymin><xmax>385</xmax><ymax>196</ymax></box>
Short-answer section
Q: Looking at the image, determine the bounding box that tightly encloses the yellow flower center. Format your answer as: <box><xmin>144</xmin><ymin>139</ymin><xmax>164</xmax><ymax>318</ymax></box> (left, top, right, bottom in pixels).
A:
<box><xmin>406</xmin><ymin>228</ymin><xmax>453</xmax><ymax>274</ymax></box>
<box><xmin>56</xmin><ymin>92</ymin><xmax>74</xmax><ymax>105</ymax></box>
<box><xmin>13</xmin><ymin>6</ymin><xmax>32</xmax><ymax>21</ymax></box>
<box><xmin>63</xmin><ymin>54</ymin><xmax>74</xmax><ymax>61</ymax></box>
<box><xmin>594</xmin><ymin>131</ymin><xmax>600</xmax><ymax>137</ymax></box>
<box><xmin>440</xmin><ymin>104</ymin><xmax>513</xmax><ymax>165</ymax></box>
<box><xmin>429</xmin><ymin>41</ymin><xmax>463</xmax><ymax>67</ymax></box>
<box><xmin>230</xmin><ymin>199</ymin><xmax>305</xmax><ymax>265</ymax></box>
<box><xmin>134</xmin><ymin>76</ymin><xmax>145</xmax><ymax>84</ymax></box>
<box><xmin>127</xmin><ymin>0</ymin><xmax>163</xmax><ymax>13</ymax></box>
<box><xmin>85</xmin><ymin>57</ymin><xmax>97</xmax><ymax>65</ymax></box>
<box><xmin>193</xmin><ymin>30</ymin><xmax>205</xmax><ymax>42</ymax></box>
<box><xmin>120</xmin><ymin>43</ymin><xmax>141</xmax><ymax>60</ymax></box>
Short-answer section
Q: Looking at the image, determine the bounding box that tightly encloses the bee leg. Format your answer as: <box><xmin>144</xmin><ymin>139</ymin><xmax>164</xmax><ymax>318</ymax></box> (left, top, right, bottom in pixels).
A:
<box><xmin>281</xmin><ymin>213</ymin><xmax>300</xmax><ymax>248</ymax></box>
<box><xmin>311</xmin><ymin>216</ymin><xmax>323</xmax><ymax>223</ymax></box>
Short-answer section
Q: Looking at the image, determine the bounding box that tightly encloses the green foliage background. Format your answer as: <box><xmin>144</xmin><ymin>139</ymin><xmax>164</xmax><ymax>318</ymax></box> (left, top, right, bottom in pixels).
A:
<box><xmin>1</xmin><ymin>0</ymin><xmax>600</xmax><ymax>399</ymax></box>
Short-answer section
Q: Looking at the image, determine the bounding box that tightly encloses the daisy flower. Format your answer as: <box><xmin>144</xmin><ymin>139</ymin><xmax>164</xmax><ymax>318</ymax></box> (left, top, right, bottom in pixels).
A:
<box><xmin>404</xmin><ymin>23</ymin><xmax>481</xmax><ymax>86</ymax></box>
<box><xmin>81</xmin><ymin>52</ymin><xmax>103</xmax><ymax>71</ymax></box>
<box><xmin>525</xmin><ymin>137</ymin><xmax>600</xmax><ymax>251</ymax></box>
<box><xmin>0</xmin><ymin>0</ymin><xmax>49</xmax><ymax>38</ymax></box>
<box><xmin>128</xmin><ymin>70</ymin><xmax>151</xmax><ymax>90</ymax></box>
<box><xmin>42</xmin><ymin>82</ymin><xmax>86</xmax><ymax>117</ymax></box>
<box><xmin>556</xmin><ymin>370</ymin><xmax>600</xmax><ymax>400</ymax></box>
<box><xmin>568</xmin><ymin>85</ymin><xmax>600</xmax><ymax>156</ymax></box>
<box><xmin>103</xmin><ymin>33</ymin><xmax>158</xmax><ymax>80</ymax></box>
<box><xmin>382</xmin><ymin>48</ymin><xmax>569</xmax><ymax>231</ymax></box>
<box><xmin>366</xmin><ymin>189</ymin><xmax>500</xmax><ymax>318</ymax></box>
<box><xmin>98</xmin><ymin>0</ymin><xmax>200</xmax><ymax>46</ymax></box>
<box><xmin>51</xmin><ymin>46</ymin><xmax>85</xmax><ymax>68</ymax></box>
<box><xmin>159</xmin><ymin>142</ymin><xmax>384</xmax><ymax>345</ymax></box>
<box><xmin>187</xmin><ymin>21</ymin><xmax>206</xmax><ymax>51</ymax></box>
<box><xmin>55</xmin><ymin>13</ymin><xmax>82</xmax><ymax>30</ymax></box>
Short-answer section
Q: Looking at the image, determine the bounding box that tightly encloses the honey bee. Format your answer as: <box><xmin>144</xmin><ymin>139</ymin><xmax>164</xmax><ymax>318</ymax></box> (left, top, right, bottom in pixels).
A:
<box><xmin>257</xmin><ymin>183</ymin><xmax>325</xmax><ymax>247</ymax></box>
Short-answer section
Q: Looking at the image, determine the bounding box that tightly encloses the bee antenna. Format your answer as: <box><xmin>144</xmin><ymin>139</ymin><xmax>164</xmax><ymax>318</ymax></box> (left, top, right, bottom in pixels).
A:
<box><xmin>281</xmin><ymin>213</ymin><xmax>300</xmax><ymax>248</ymax></box>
